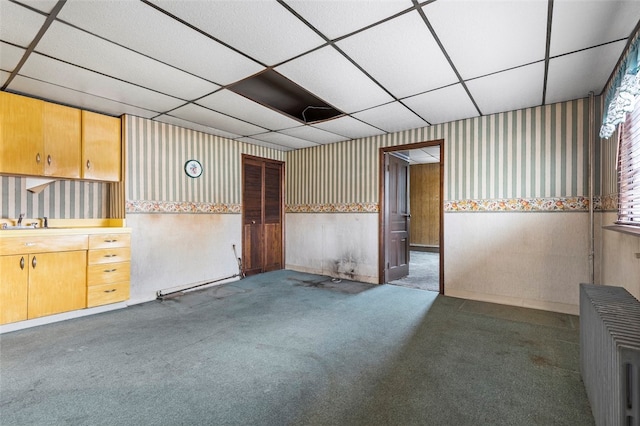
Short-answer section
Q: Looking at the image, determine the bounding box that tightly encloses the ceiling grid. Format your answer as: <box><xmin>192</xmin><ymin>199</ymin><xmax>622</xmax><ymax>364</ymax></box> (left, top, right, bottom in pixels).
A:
<box><xmin>0</xmin><ymin>0</ymin><xmax>638</xmax><ymax>152</ymax></box>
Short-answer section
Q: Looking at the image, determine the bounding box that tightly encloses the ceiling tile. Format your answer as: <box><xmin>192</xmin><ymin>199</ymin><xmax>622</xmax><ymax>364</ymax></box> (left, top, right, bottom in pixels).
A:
<box><xmin>148</xmin><ymin>0</ymin><xmax>325</xmax><ymax>66</ymax></box>
<box><xmin>407</xmin><ymin>149</ymin><xmax>438</xmax><ymax>164</ymax></box>
<box><xmin>56</xmin><ymin>1</ymin><xmax>263</xmax><ymax>86</ymax></box>
<box><xmin>425</xmin><ymin>0</ymin><xmax>548</xmax><ymax>79</ymax></box>
<box><xmin>0</xmin><ymin>1</ymin><xmax>46</xmax><ymax>48</ymax></box>
<box><xmin>154</xmin><ymin>115</ymin><xmax>241</xmax><ymax>140</ymax></box>
<box><xmin>337</xmin><ymin>11</ymin><xmax>458</xmax><ymax>98</ymax></box>
<box><xmin>16</xmin><ymin>0</ymin><xmax>58</xmax><ymax>14</ymax></box>
<box><xmin>20</xmin><ymin>53</ymin><xmax>185</xmax><ymax>112</ymax></box>
<box><xmin>280</xmin><ymin>126</ymin><xmax>348</xmax><ymax>145</ymax></box>
<box><xmin>248</xmin><ymin>132</ymin><xmax>318</xmax><ymax>150</ymax></box>
<box><xmin>170</xmin><ymin>103</ymin><xmax>266</xmax><ymax>136</ymax></box>
<box><xmin>0</xmin><ymin>42</ymin><xmax>26</xmax><ymax>72</ymax></box>
<box><xmin>352</xmin><ymin>101</ymin><xmax>428</xmax><ymax>133</ymax></box>
<box><xmin>36</xmin><ymin>22</ymin><xmax>219</xmax><ymax>100</ymax></box>
<box><xmin>1</xmin><ymin>70</ymin><xmax>9</xmax><ymax>86</ymax></box>
<box><xmin>403</xmin><ymin>84</ymin><xmax>479</xmax><ymax>125</ymax></box>
<box><xmin>197</xmin><ymin>89</ymin><xmax>302</xmax><ymax>131</ymax></box>
<box><xmin>276</xmin><ymin>46</ymin><xmax>393</xmax><ymax>114</ymax></box>
<box><xmin>236</xmin><ymin>136</ymin><xmax>294</xmax><ymax>152</ymax></box>
<box><xmin>546</xmin><ymin>40</ymin><xmax>627</xmax><ymax>104</ymax></box>
<box><xmin>6</xmin><ymin>75</ymin><xmax>157</xmax><ymax>118</ymax></box>
<box><xmin>551</xmin><ymin>0</ymin><xmax>640</xmax><ymax>56</ymax></box>
<box><xmin>467</xmin><ymin>62</ymin><xmax>545</xmax><ymax>116</ymax></box>
<box><xmin>286</xmin><ymin>0</ymin><xmax>412</xmax><ymax>39</ymax></box>
<box><xmin>312</xmin><ymin>116</ymin><xmax>385</xmax><ymax>139</ymax></box>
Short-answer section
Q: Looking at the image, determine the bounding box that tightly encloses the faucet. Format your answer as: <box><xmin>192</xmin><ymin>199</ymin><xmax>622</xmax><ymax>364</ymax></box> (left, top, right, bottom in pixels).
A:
<box><xmin>17</xmin><ymin>213</ymin><xmax>24</xmax><ymax>226</ymax></box>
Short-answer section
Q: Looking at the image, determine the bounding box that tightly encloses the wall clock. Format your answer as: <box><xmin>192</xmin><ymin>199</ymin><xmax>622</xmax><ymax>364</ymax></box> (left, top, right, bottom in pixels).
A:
<box><xmin>184</xmin><ymin>160</ymin><xmax>203</xmax><ymax>178</ymax></box>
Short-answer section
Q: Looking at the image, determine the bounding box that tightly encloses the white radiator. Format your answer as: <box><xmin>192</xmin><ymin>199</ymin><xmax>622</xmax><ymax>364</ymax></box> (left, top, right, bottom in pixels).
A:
<box><xmin>580</xmin><ymin>284</ymin><xmax>640</xmax><ymax>426</ymax></box>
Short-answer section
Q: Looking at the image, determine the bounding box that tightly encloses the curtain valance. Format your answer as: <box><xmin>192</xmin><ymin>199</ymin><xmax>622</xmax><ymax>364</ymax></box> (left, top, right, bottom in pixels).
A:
<box><xmin>600</xmin><ymin>35</ymin><xmax>640</xmax><ymax>139</ymax></box>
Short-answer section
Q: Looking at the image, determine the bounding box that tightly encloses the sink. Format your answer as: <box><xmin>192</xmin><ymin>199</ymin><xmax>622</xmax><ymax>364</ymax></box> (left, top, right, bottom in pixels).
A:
<box><xmin>1</xmin><ymin>226</ymin><xmax>41</xmax><ymax>230</ymax></box>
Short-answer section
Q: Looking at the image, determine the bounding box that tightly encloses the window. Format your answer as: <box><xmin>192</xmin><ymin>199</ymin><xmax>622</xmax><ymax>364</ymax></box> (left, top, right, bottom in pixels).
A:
<box><xmin>617</xmin><ymin>100</ymin><xmax>640</xmax><ymax>226</ymax></box>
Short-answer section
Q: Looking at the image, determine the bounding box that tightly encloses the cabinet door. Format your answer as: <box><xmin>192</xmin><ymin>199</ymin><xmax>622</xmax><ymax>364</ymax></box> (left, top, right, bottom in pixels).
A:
<box><xmin>43</xmin><ymin>102</ymin><xmax>81</xmax><ymax>178</ymax></box>
<box><xmin>0</xmin><ymin>92</ymin><xmax>44</xmax><ymax>176</ymax></box>
<box><xmin>0</xmin><ymin>255</ymin><xmax>29</xmax><ymax>324</ymax></box>
<box><xmin>27</xmin><ymin>251</ymin><xmax>87</xmax><ymax>319</ymax></box>
<box><xmin>81</xmin><ymin>110</ymin><xmax>121</xmax><ymax>182</ymax></box>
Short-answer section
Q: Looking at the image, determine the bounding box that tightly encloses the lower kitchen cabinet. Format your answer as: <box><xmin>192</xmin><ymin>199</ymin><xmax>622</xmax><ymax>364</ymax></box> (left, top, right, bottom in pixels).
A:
<box><xmin>0</xmin><ymin>255</ymin><xmax>29</xmax><ymax>324</ymax></box>
<box><xmin>27</xmin><ymin>251</ymin><xmax>87</xmax><ymax>319</ymax></box>
<box><xmin>0</xmin><ymin>251</ymin><xmax>87</xmax><ymax>323</ymax></box>
<box><xmin>0</xmin><ymin>228</ymin><xmax>131</xmax><ymax>326</ymax></box>
<box><xmin>86</xmin><ymin>234</ymin><xmax>131</xmax><ymax>307</ymax></box>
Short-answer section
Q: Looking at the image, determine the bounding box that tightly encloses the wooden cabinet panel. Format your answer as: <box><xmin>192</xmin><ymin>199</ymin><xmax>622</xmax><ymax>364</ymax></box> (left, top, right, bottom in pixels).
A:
<box><xmin>81</xmin><ymin>110</ymin><xmax>121</xmax><ymax>182</ymax></box>
<box><xmin>0</xmin><ymin>234</ymin><xmax>88</xmax><ymax>256</ymax></box>
<box><xmin>0</xmin><ymin>255</ymin><xmax>29</xmax><ymax>324</ymax></box>
<box><xmin>0</xmin><ymin>92</ymin><xmax>44</xmax><ymax>176</ymax></box>
<box><xmin>27</xmin><ymin>250</ymin><xmax>87</xmax><ymax>319</ymax></box>
<box><xmin>87</xmin><ymin>281</ymin><xmax>130</xmax><ymax>308</ymax></box>
<box><xmin>88</xmin><ymin>247</ymin><xmax>130</xmax><ymax>265</ymax></box>
<box><xmin>87</xmin><ymin>261</ymin><xmax>130</xmax><ymax>286</ymax></box>
<box><xmin>409</xmin><ymin>163</ymin><xmax>440</xmax><ymax>247</ymax></box>
<box><xmin>43</xmin><ymin>102</ymin><xmax>81</xmax><ymax>178</ymax></box>
<box><xmin>88</xmin><ymin>233</ymin><xmax>130</xmax><ymax>249</ymax></box>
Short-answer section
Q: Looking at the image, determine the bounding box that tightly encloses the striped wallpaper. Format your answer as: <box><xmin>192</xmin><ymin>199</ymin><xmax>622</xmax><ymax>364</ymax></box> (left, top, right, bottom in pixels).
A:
<box><xmin>1</xmin><ymin>97</ymin><xmax>612</xmax><ymax>220</ymax></box>
<box><xmin>125</xmin><ymin>116</ymin><xmax>285</xmax><ymax>211</ymax></box>
<box><xmin>286</xmin><ymin>97</ymin><xmax>599</xmax><ymax>208</ymax></box>
<box><xmin>0</xmin><ymin>177</ymin><xmax>108</xmax><ymax>219</ymax></box>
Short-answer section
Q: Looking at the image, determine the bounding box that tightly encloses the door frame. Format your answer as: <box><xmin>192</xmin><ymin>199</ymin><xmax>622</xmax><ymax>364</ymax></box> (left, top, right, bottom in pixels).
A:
<box><xmin>378</xmin><ymin>140</ymin><xmax>444</xmax><ymax>293</ymax></box>
<box><xmin>241</xmin><ymin>154</ymin><xmax>285</xmax><ymax>276</ymax></box>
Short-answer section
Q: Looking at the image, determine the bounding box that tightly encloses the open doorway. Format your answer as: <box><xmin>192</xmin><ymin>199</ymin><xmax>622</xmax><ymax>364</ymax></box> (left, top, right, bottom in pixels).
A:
<box><xmin>379</xmin><ymin>140</ymin><xmax>444</xmax><ymax>293</ymax></box>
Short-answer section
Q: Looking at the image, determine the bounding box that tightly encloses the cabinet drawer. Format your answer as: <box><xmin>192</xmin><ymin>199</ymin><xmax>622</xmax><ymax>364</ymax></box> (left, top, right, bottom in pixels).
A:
<box><xmin>88</xmin><ymin>233</ymin><xmax>130</xmax><ymax>249</ymax></box>
<box><xmin>0</xmin><ymin>235</ymin><xmax>88</xmax><ymax>255</ymax></box>
<box><xmin>87</xmin><ymin>281</ymin><xmax>129</xmax><ymax>307</ymax></box>
<box><xmin>87</xmin><ymin>261</ymin><xmax>130</xmax><ymax>286</ymax></box>
<box><xmin>88</xmin><ymin>247</ymin><xmax>130</xmax><ymax>265</ymax></box>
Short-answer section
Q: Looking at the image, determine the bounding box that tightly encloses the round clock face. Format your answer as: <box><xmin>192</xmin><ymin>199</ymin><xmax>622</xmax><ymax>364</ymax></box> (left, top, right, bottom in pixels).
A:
<box><xmin>184</xmin><ymin>160</ymin><xmax>203</xmax><ymax>178</ymax></box>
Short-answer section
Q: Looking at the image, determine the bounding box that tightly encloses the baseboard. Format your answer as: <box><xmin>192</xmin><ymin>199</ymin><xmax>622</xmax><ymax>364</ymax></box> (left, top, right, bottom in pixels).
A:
<box><xmin>444</xmin><ymin>288</ymin><xmax>579</xmax><ymax>315</ymax></box>
<box><xmin>0</xmin><ymin>302</ymin><xmax>128</xmax><ymax>334</ymax></box>
<box><xmin>285</xmin><ymin>264</ymin><xmax>378</xmax><ymax>284</ymax></box>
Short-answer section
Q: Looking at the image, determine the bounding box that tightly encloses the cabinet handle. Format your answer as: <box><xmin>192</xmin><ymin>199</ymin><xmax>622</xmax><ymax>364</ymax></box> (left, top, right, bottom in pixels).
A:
<box><xmin>47</xmin><ymin>155</ymin><xmax>52</xmax><ymax>165</ymax></box>
<box><xmin>24</xmin><ymin>242</ymin><xmax>35</xmax><ymax>247</ymax></box>
<box><xmin>36</xmin><ymin>153</ymin><xmax>41</xmax><ymax>163</ymax></box>
<box><xmin>104</xmin><ymin>268</ymin><xmax>117</xmax><ymax>273</ymax></box>
<box><xmin>104</xmin><ymin>254</ymin><xmax>117</xmax><ymax>258</ymax></box>
<box><xmin>104</xmin><ymin>239</ymin><xmax>117</xmax><ymax>243</ymax></box>
<box><xmin>86</xmin><ymin>160</ymin><xmax>91</xmax><ymax>169</ymax></box>
<box><xmin>104</xmin><ymin>289</ymin><xmax>116</xmax><ymax>293</ymax></box>
<box><xmin>32</xmin><ymin>256</ymin><xmax>37</xmax><ymax>269</ymax></box>
<box><xmin>20</xmin><ymin>256</ymin><xmax>25</xmax><ymax>270</ymax></box>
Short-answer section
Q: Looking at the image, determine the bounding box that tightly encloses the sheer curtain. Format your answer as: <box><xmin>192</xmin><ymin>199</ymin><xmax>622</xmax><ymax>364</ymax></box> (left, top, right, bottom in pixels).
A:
<box><xmin>600</xmin><ymin>35</ymin><xmax>640</xmax><ymax>139</ymax></box>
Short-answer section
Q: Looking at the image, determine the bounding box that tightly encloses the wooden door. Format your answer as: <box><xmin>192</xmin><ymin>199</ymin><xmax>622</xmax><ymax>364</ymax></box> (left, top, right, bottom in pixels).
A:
<box><xmin>242</xmin><ymin>156</ymin><xmax>283</xmax><ymax>276</ymax></box>
<box><xmin>385</xmin><ymin>153</ymin><xmax>410</xmax><ymax>282</ymax></box>
<box><xmin>27</xmin><ymin>251</ymin><xmax>87</xmax><ymax>319</ymax></box>
<box><xmin>44</xmin><ymin>102</ymin><xmax>81</xmax><ymax>178</ymax></box>
<box><xmin>0</xmin><ymin>92</ymin><xmax>44</xmax><ymax>176</ymax></box>
<box><xmin>81</xmin><ymin>110</ymin><xmax>121</xmax><ymax>182</ymax></box>
<box><xmin>0</xmin><ymin>255</ymin><xmax>29</xmax><ymax>324</ymax></box>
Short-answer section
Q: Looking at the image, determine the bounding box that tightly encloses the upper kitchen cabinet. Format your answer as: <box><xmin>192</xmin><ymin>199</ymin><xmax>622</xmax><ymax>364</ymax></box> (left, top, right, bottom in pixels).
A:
<box><xmin>0</xmin><ymin>92</ymin><xmax>81</xmax><ymax>179</ymax></box>
<box><xmin>43</xmin><ymin>102</ymin><xmax>81</xmax><ymax>179</ymax></box>
<box><xmin>0</xmin><ymin>91</ymin><xmax>44</xmax><ymax>176</ymax></box>
<box><xmin>81</xmin><ymin>110</ymin><xmax>121</xmax><ymax>182</ymax></box>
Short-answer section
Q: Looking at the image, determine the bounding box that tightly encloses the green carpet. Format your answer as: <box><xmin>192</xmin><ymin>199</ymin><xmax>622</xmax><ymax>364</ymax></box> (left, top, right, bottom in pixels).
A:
<box><xmin>0</xmin><ymin>270</ymin><xmax>593</xmax><ymax>425</ymax></box>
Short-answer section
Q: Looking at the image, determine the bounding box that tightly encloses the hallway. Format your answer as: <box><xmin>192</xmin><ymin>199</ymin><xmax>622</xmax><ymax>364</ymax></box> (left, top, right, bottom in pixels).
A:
<box><xmin>389</xmin><ymin>251</ymin><xmax>439</xmax><ymax>292</ymax></box>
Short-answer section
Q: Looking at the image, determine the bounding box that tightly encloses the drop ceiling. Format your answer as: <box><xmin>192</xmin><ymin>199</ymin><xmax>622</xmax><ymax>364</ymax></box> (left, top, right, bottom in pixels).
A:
<box><xmin>1</xmin><ymin>0</ymin><xmax>638</xmax><ymax>153</ymax></box>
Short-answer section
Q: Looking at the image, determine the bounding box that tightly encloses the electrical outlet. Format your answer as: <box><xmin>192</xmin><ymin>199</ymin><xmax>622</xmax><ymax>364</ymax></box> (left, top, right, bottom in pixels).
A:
<box><xmin>635</xmin><ymin>253</ymin><xmax>640</xmax><ymax>259</ymax></box>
